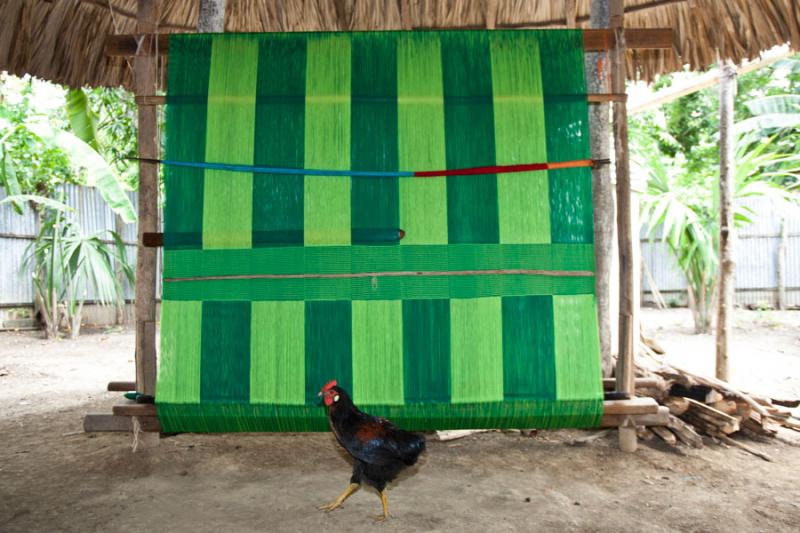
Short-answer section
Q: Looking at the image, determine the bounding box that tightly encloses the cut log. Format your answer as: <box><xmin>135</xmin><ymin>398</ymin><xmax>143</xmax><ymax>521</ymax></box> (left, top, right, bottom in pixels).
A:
<box><xmin>664</xmin><ymin>396</ymin><xmax>689</xmax><ymax>416</ymax></box>
<box><xmin>637</xmin><ymin>427</ymin><xmax>655</xmax><ymax>441</ymax></box>
<box><xmin>602</xmin><ymin>377</ymin><xmax>665</xmax><ymax>390</ymax></box>
<box><xmin>682</xmin><ymin>398</ymin><xmax>740</xmax><ymax>435</ymax></box>
<box><xmin>709</xmin><ymin>399</ymin><xmax>738</xmax><ymax>415</ymax></box>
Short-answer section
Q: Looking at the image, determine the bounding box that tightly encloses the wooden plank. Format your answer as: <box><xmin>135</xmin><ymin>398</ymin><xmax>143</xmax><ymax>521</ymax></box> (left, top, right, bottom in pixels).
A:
<box><xmin>84</xmin><ymin>413</ymin><xmax>161</xmax><ymax>432</ymax></box>
<box><xmin>112</xmin><ymin>400</ymin><xmax>157</xmax><ymax>417</ymax></box>
<box><xmin>603</xmin><ymin>397</ymin><xmax>659</xmax><ymax>415</ymax></box>
<box><xmin>601</xmin><ymin>406</ymin><xmax>670</xmax><ymax>427</ymax></box>
<box><xmin>107</xmin><ymin>381</ymin><xmax>137</xmax><ymax>392</ymax></box>
<box><xmin>105</xmin><ymin>29</ymin><xmax>674</xmax><ymax>57</ymax></box>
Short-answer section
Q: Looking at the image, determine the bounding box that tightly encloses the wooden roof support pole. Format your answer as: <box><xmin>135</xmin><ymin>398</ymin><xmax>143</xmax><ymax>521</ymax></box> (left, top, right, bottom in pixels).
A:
<box><xmin>198</xmin><ymin>0</ymin><xmax>227</xmax><ymax>32</ymax></box>
<box><xmin>587</xmin><ymin>0</ymin><xmax>615</xmax><ymax>377</ymax></box>
<box><xmin>134</xmin><ymin>0</ymin><xmax>159</xmax><ymax>403</ymax></box>
<box><xmin>610</xmin><ymin>0</ymin><xmax>639</xmax><ymax>452</ymax></box>
<box><xmin>716</xmin><ymin>60</ymin><xmax>736</xmax><ymax>381</ymax></box>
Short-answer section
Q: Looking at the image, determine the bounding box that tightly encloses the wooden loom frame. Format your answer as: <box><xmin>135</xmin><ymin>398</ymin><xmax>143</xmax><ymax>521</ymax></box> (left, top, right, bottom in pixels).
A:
<box><xmin>85</xmin><ymin>0</ymin><xmax>674</xmax><ymax>451</ymax></box>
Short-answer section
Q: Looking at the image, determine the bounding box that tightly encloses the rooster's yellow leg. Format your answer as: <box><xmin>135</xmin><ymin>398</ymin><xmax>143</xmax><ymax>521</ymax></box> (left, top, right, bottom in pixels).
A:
<box><xmin>318</xmin><ymin>483</ymin><xmax>360</xmax><ymax>512</ymax></box>
<box><xmin>372</xmin><ymin>490</ymin><xmax>390</xmax><ymax>521</ymax></box>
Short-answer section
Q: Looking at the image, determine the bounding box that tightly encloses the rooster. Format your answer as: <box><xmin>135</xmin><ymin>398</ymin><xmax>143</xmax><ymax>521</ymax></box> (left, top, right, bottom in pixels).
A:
<box><xmin>317</xmin><ymin>380</ymin><xmax>426</xmax><ymax>521</ymax></box>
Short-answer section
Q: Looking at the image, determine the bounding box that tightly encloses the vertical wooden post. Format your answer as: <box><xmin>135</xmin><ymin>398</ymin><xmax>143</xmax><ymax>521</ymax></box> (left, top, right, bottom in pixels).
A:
<box><xmin>586</xmin><ymin>0</ymin><xmax>615</xmax><ymax>377</ymax></box>
<box><xmin>610</xmin><ymin>0</ymin><xmax>637</xmax><ymax>452</ymax></box>
<box><xmin>134</xmin><ymin>0</ymin><xmax>159</xmax><ymax>398</ymax></box>
<box><xmin>716</xmin><ymin>60</ymin><xmax>737</xmax><ymax>381</ymax></box>
<box><xmin>776</xmin><ymin>217</ymin><xmax>786</xmax><ymax>310</ymax></box>
<box><xmin>566</xmin><ymin>0</ymin><xmax>578</xmax><ymax>27</ymax></box>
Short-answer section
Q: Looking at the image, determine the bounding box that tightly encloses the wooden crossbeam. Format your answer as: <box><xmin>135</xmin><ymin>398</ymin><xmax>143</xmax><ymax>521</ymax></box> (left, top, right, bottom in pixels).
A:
<box><xmin>84</xmin><ymin>413</ymin><xmax>161</xmax><ymax>432</ymax></box>
<box><xmin>601</xmin><ymin>406</ymin><xmax>670</xmax><ymax>427</ymax></box>
<box><xmin>106</xmin><ymin>29</ymin><xmax>673</xmax><ymax>57</ymax></box>
<box><xmin>107</xmin><ymin>381</ymin><xmax>136</xmax><ymax>391</ymax></box>
<box><xmin>113</xmin><ymin>400</ymin><xmax>157</xmax><ymax>417</ymax></box>
<box><xmin>136</xmin><ymin>93</ymin><xmax>627</xmax><ymax>106</ymax></box>
<box><xmin>603</xmin><ymin>397</ymin><xmax>659</xmax><ymax>415</ymax></box>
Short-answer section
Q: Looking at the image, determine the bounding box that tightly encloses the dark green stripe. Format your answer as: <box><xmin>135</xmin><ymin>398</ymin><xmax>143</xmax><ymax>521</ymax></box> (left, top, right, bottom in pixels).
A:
<box><xmin>441</xmin><ymin>32</ymin><xmax>499</xmax><ymax>244</ymax></box>
<box><xmin>157</xmin><ymin>398</ymin><xmax>603</xmax><ymax>432</ymax></box>
<box><xmin>164</xmin><ymin>273</ymin><xmax>594</xmax><ymax>302</ymax></box>
<box><xmin>502</xmin><ymin>295</ymin><xmax>556</xmax><ymax>399</ymax></box>
<box><xmin>200</xmin><ymin>301</ymin><xmax>251</xmax><ymax>402</ymax></box>
<box><xmin>351</xmin><ymin>34</ymin><xmax>399</xmax><ymax>244</ymax></box>
<box><xmin>304</xmin><ymin>300</ymin><xmax>352</xmax><ymax>404</ymax></box>
<box><xmin>539</xmin><ymin>31</ymin><xmax>593</xmax><ymax>244</ymax></box>
<box><xmin>252</xmin><ymin>34</ymin><xmax>306</xmax><ymax>247</ymax></box>
<box><xmin>403</xmin><ymin>299</ymin><xmax>450</xmax><ymax>403</ymax></box>
<box><xmin>164</xmin><ymin>244</ymin><xmax>595</xmax><ymax>278</ymax></box>
<box><xmin>164</xmin><ymin>35</ymin><xmax>212</xmax><ymax>249</ymax></box>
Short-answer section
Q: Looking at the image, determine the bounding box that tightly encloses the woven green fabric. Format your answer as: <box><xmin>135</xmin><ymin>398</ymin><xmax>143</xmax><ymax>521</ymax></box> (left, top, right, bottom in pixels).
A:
<box><xmin>158</xmin><ymin>30</ymin><xmax>603</xmax><ymax>432</ymax></box>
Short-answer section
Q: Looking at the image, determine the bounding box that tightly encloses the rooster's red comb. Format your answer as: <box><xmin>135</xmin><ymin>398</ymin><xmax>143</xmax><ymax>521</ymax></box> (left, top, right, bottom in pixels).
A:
<box><xmin>321</xmin><ymin>379</ymin><xmax>337</xmax><ymax>392</ymax></box>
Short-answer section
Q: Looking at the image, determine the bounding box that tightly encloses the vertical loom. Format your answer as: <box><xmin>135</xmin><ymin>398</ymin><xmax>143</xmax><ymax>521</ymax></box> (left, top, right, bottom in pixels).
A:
<box><xmin>87</xmin><ymin>7</ymin><xmax>673</xmax><ymax>450</ymax></box>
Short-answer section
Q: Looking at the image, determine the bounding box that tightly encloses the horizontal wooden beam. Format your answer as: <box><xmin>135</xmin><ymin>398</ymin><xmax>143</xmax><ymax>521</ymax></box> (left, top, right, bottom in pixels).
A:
<box><xmin>602</xmin><ymin>377</ymin><xmax>663</xmax><ymax>390</ymax></box>
<box><xmin>84</xmin><ymin>413</ymin><xmax>161</xmax><ymax>432</ymax></box>
<box><xmin>107</xmin><ymin>28</ymin><xmax>673</xmax><ymax>57</ymax></box>
<box><xmin>107</xmin><ymin>381</ymin><xmax>136</xmax><ymax>392</ymax></box>
<box><xmin>112</xmin><ymin>400</ymin><xmax>157</xmax><ymax>417</ymax></box>
<box><xmin>603</xmin><ymin>397</ymin><xmax>660</xmax><ymax>415</ymax></box>
<box><xmin>600</xmin><ymin>406</ymin><xmax>670</xmax><ymax>427</ymax></box>
<box><xmin>137</xmin><ymin>93</ymin><xmax>627</xmax><ymax>106</ymax></box>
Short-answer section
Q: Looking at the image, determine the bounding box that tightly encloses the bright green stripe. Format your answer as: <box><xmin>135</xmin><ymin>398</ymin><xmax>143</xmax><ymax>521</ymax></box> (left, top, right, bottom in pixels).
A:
<box><xmin>397</xmin><ymin>34</ymin><xmax>447</xmax><ymax>244</ymax></box>
<box><xmin>164</xmin><ymin>243</ymin><xmax>595</xmax><ymax>278</ymax></box>
<box><xmin>202</xmin><ymin>37</ymin><xmax>258</xmax><ymax>249</ymax></box>
<box><xmin>441</xmin><ymin>32</ymin><xmax>499</xmax><ymax>244</ymax></box>
<box><xmin>352</xmin><ymin>300</ymin><xmax>404</xmax><ymax>405</ymax></box>
<box><xmin>553</xmin><ymin>294</ymin><xmax>603</xmax><ymax>400</ymax></box>
<box><xmin>156</xmin><ymin>301</ymin><xmax>202</xmax><ymax>403</ymax></box>
<box><xmin>164</xmin><ymin>273</ymin><xmax>594</xmax><ymax>302</ymax></box>
<box><xmin>157</xmin><ymin>398</ymin><xmax>603</xmax><ymax>432</ymax></box>
<box><xmin>502</xmin><ymin>295</ymin><xmax>556</xmax><ymax>399</ymax></box>
<box><xmin>200</xmin><ymin>301</ymin><xmax>251</xmax><ymax>402</ymax></box>
<box><xmin>403</xmin><ymin>299</ymin><xmax>450</xmax><ymax>403</ymax></box>
<box><xmin>252</xmin><ymin>34</ymin><xmax>306</xmax><ymax>247</ymax></box>
<box><xmin>490</xmin><ymin>32</ymin><xmax>550</xmax><ymax>244</ymax></box>
<box><xmin>539</xmin><ymin>31</ymin><xmax>593</xmax><ymax>244</ymax></box>
<box><xmin>450</xmin><ymin>297</ymin><xmax>503</xmax><ymax>403</ymax></box>
<box><xmin>351</xmin><ymin>34</ymin><xmax>398</xmax><ymax>244</ymax></box>
<box><xmin>304</xmin><ymin>301</ymin><xmax>352</xmax><ymax>403</ymax></box>
<box><xmin>304</xmin><ymin>35</ymin><xmax>351</xmax><ymax>245</ymax></box>
<box><xmin>250</xmin><ymin>301</ymin><xmax>305</xmax><ymax>405</ymax></box>
<box><xmin>164</xmin><ymin>36</ymin><xmax>211</xmax><ymax>250</ymax></box>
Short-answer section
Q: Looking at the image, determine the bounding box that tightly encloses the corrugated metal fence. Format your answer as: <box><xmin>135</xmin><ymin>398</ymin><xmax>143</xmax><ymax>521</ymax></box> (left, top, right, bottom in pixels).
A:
<box><xmin>0</xmin><ymin>184</ymin><xmax>143</xmax><ymax>306</ymax></box>
<box><xmin>1</xmin><ymin>188</ymin><xmax>797</xmax><ymax>309</ymax></box>
<box><xmin>641</xmin><ymin>196</ymin><xmax>800</xmax><ymax>308</ymax></box>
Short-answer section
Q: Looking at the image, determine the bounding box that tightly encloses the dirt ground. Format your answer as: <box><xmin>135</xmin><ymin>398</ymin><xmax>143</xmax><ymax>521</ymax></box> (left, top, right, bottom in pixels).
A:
<box><xmin>1</xmin><ymin>309</ymin><xmax>799</xmax><ymax>533</ymax></box>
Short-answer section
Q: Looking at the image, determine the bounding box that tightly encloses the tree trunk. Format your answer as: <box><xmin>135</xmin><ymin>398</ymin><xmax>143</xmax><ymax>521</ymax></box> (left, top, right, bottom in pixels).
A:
<box><xmin>716</xmin><ymin>60</ymin><xmax>737</xmax><ymax>381</ymax></box>
<box><xmin>198</xmin><ymin>0</ymin><xmax>227</xmax><ymax>32</ymax></box>
<box><xmin>585</xmin><ymin>0</ymin><xmax>615</xmax><ymax>376</ymax></box>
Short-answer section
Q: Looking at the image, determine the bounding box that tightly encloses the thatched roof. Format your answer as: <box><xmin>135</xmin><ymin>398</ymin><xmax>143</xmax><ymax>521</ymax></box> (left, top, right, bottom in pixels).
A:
<box><xmin>2</xmin><ymin>0</ymin><xmax>799</xmax><ymax>89</ymax></box>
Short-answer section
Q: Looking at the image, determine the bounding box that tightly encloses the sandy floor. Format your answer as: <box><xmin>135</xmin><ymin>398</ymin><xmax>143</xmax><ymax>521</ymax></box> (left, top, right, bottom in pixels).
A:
<box><xmin>1</xmin><ymin>309</ymin><xmax>799</xmax><ymax>533</ymax></box>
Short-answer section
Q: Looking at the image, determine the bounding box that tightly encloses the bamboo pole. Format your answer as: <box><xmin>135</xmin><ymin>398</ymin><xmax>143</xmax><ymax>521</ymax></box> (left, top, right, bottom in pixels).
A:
<box><xmin>716</xmin><ymin>60</ymin><xmax>737</xmax><ymax>381</ymax></box>
<box><xmin>133</xmin><ymin>0</ymin><xmax>159</xmax><ymax>398</ymax></box>
<box><xmin>198</xmin><ymin>0</ymin><xmax>227</xmax><ymax>32</ymax></box>
<box><xmin>586</xmin><ymin>0</ymin><xmax>615</xmax><ymax>377</ymax></box>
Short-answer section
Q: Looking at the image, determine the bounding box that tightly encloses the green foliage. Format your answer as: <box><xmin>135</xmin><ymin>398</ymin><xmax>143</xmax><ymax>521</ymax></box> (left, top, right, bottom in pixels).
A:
<box><xmin>633</xmin><ymin>55</ymin><xmax>800</xmax><ymax>333</ymax></box>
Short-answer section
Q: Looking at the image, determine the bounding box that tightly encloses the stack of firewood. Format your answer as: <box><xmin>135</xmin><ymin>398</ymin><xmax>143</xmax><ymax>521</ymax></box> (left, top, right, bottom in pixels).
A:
<box><xmin>631</xmin><ymin>336</ymin><xmax>800</xmax><ymax>460</ymax></box>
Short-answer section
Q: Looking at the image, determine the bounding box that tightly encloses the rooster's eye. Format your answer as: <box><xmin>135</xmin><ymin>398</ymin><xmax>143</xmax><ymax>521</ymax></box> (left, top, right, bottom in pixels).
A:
<box><xmin>333</xmin><ymin>394</ymin><xmax>340</xmax><ymax>402</ymax></box>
